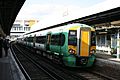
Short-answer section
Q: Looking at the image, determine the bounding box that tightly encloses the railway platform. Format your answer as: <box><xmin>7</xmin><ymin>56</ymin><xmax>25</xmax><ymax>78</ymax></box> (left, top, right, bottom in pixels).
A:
<box><xmin>95</xmin><ymin>53</ymin><xmax>120</xmax><ymax>79</ymax></box>
<box><xmin>0</xmin><ymin>48</ymin><xmax>25</xmax><ymax>80</ymax></box>
<box><xmin>96</xmin><ymin>52</ymin><xmax>120</xmax><ymax>62</ymax></box>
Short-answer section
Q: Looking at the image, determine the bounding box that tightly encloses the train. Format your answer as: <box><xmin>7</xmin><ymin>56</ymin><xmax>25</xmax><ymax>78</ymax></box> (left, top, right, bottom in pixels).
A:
<box><xmin>17</xmin><ymin>23</ymin><xmax>96</xmax><ymax>67</ymax></box>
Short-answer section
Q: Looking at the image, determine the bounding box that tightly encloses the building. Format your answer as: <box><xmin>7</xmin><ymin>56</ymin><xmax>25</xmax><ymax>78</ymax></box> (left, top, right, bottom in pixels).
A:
<box><xmin>95</xmin><ymin>20</ymin><xmax>120</xmax><ymax>57</ymax></box>
<box><xmin>10</xmin><ymin>20</ymin><xmax>39</xmax><ymax>40</ymax></box>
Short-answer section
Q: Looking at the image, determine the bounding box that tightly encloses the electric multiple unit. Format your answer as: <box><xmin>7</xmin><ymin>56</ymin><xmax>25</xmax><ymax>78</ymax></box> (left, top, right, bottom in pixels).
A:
<box><xmin>17</xmin><ymin>23</ymin><xmax>96</xmax><ymax>67</ymax></box>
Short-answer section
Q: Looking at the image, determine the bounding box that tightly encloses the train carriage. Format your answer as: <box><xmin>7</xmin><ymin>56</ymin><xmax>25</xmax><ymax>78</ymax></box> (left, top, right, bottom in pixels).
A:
<box><xmin>20</xmin><ymin>23</ymin><xmax>96</xmax><ymax>67</ymax></box>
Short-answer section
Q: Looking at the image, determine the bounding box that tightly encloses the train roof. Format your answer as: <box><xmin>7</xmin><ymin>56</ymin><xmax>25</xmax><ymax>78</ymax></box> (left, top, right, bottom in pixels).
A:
<box><xmin>23</xmin><ymin>22</ymin><xmax>94</xmax><ymax>36</ymax></box>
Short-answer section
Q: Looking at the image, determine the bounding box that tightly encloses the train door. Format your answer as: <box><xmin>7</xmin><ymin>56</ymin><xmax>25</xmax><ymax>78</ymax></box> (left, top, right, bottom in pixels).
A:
<box><xmin>33</xmin><ymin>34</ymin><xmax>36</xmax><ymax>47</ymax></box>
<box><xmin>46</xmin><ymin>34</ymin><xmax>51</xmax><ymax>51</ymax></box>
<box><xmin>80</xmin><ymin>27</ymin><xmax>91</xmax><ymax>57</ymax></box>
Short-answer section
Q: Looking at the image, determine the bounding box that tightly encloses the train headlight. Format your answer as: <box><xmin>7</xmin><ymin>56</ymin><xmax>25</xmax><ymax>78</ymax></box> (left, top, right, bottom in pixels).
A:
<box><xmin>72</xmin><ymin>50</ymin><xmax>75</xmax><ymax>54</ymax></box>
<box><xmin>69</xmin><ymin>49</ymin><xmax>72</xmax><ymax>53</ymax></box>
<box><xmin>90</xmin><ymin>49</ymin><xmax>96</xmax><ymax>54</ymax></box>
<box><xmin>69</xmin><ymin>49</ymin><xmax>75</xmax><ymax>54</ymax></box>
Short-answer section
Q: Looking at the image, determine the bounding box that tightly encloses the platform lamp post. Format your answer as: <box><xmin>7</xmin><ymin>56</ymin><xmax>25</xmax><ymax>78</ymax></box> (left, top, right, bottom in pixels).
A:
<box><xmin>117</xmin><ymin>29</ymin><xmax>120</xmax><ymax>59</ymax></box>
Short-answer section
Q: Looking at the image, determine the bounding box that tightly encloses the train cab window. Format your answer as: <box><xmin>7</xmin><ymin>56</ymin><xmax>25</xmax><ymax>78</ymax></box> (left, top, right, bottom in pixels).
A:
<box><xmin>68</xmin><ymin>30</ymin><xmax>77</xmax><ymax>46</ymax></box>
<box><xmin>91</xmin><ymin>31</ymin><xmax>96</xmax><ymax>46</ymax></box>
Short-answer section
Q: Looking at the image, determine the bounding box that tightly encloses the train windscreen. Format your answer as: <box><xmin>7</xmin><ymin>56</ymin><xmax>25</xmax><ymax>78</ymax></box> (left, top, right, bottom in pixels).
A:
<box><xmin>68</xmin><ymin>30</ymin><xmax>77</xmax><ymax>46</ymax></box>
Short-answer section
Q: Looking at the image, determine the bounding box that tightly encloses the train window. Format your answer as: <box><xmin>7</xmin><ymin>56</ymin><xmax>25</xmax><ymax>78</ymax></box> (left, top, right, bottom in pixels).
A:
<box><xmin>27</xmin><ymin>37</ymin><xmax>33</xmax><ymax>42</ymax></box>
<box><xmin>36</xmin><ymin>36</ymin><xmax>46</xmax><ymax>44</ymax></box>
<box><xmin>60</xmin><ymin>33</ymin><xmax>65</xmax><ymax>46</ymax></box>
<box><xmin>68</xmin><ymin>30</ymin><xmax>77</xmax><ymax>46</ymax></box>
<box><xmin>91</xmin><ymin>31</ymin><xmax>96</xmax><ymax>46</ymax></box>
<box><xmin>23</xmin><ymin>38</ymin><xmax>26</xmax><ymax>41</ymax></box>
<box><xmin>51</xmin><ymin>34</ymin><xmax>59</xmax><ymax>45</ymax></box>
<box><xmin>51</xmin><ymin>34</ymin><xmax>65</xmax><ymax>46</ymax></box>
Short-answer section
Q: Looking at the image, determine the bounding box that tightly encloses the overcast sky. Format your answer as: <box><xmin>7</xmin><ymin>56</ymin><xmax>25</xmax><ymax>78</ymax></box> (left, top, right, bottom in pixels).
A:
<box><xmin>16</xmin><ymin>0</ymin><xmax>120</xmax><ymax>20</ymax></box>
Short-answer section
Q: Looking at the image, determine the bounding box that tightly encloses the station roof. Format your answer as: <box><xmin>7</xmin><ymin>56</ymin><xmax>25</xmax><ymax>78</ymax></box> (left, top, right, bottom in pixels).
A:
<box><xmin>67</xmin><ymin>7</ymin><xmax>120</xmax><ymax>26</ymax></box>
<box><xmin>0</xmin><ymin>0</ymin><xmax>120</xmax><ymax>36</ymax></box>
<box><xmin>29</xmin><ymin>7</ymin><xmax>120</xmax><ymax>34</ymax></box>
<box><xmin>0</xmin><ymin>0</ymin><xmax>26</xmax><ymax>36</ymax></box>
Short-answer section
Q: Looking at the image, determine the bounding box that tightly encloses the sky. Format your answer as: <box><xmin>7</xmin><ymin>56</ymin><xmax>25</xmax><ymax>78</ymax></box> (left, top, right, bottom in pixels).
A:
<box><xmin>16</xmin><ymin>0</ymin><xmax>120</xmax><ymax>20</ymax></box>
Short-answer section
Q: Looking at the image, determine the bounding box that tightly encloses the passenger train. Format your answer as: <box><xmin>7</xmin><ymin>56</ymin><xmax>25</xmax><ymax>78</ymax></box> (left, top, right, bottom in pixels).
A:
<box><xmin>17</xmin><ymin>23</ymin><xmax>96</xmax><ymax>67</ymax></box>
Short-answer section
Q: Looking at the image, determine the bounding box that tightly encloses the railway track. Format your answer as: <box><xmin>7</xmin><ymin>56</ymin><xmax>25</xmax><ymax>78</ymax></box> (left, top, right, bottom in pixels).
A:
<box><xmin>11</xmin><ymin>43</ymin><xmax>65</xmax><ymax>80</ymax></box>
<box><xmin>11</xmin><ymin>43</ymin><xmax>116</xmax><ymax>80</ymax></box>
<box><xmin>14</xmin><ymin>43</ymin><xmax>85</xmax><ymax>80</ymax></box>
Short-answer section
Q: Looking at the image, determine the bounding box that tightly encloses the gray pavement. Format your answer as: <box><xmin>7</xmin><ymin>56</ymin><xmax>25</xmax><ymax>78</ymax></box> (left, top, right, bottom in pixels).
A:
<box><xmin>0</xmin><ymin>48</ymin><xmax>26</xmax><ymax>80</ymax></box>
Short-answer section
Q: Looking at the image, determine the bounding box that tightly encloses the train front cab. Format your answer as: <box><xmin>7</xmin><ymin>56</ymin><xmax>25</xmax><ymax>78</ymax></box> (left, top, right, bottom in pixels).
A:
<box><xmin>64</xmin><ymin>26</ymin><xmax>96</xmax><ymax>67</ymax></box>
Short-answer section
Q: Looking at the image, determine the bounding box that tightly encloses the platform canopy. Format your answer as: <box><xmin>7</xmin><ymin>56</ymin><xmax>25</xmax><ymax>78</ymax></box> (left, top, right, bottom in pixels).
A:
<box><xmin>66</xmin><ymin>7</ymin><xmax>120</xmax><ymax>26</ymax></box>
<box><xmin>0</xmin><ymin>0</ymin><xmax>26</xmax><ymax>36</ymax></box>
<box><xmin>29</xmin><ymin>7</ymin><xmax>120</xmax><ymax>33</ymax></box>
